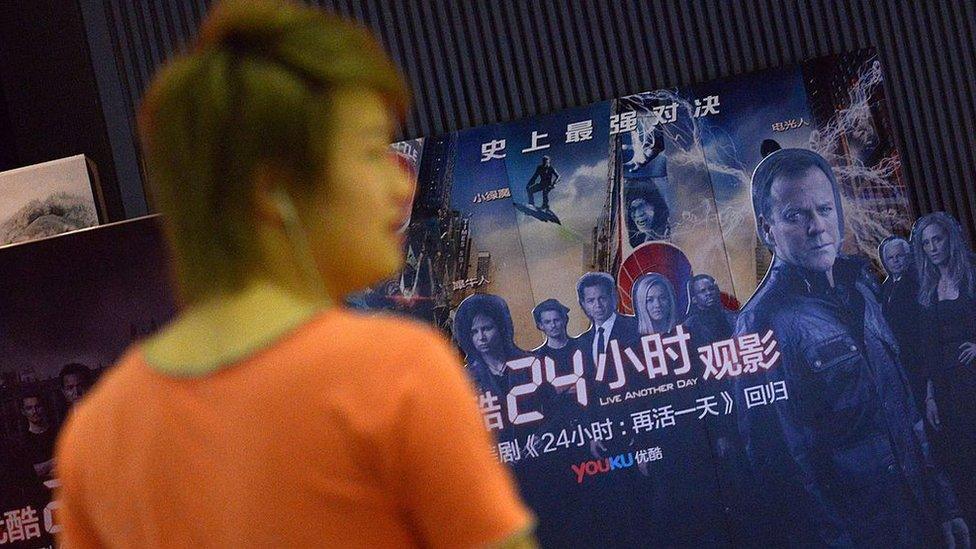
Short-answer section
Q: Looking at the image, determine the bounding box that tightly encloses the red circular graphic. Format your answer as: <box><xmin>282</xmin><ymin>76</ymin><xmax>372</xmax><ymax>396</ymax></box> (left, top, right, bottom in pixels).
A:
<box><xmin>720</xmin><ymin>293</ymin><xmax>741</xmax><ymax>311</ymax></box>
<box><xmin>617</xmin><ymin>242</ymin><xmax>693</xmax><ymax>315</ymax></box>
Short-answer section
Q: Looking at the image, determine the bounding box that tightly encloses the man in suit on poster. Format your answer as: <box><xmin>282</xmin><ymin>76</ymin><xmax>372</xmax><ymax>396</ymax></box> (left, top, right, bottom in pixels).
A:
<box><xmin>879</xmin><ymin>236</ymin><xmax>926</xmax><ymax>409</ymax></box>
<box><xmin>573</xmin><ymin>272</ymin><xmax>655</xmax><ymax>545</ymax></box>
<box><xmin>576</xmin><ymin>272</ymin><xmax>639</xmax><ymax>383</ymax></box>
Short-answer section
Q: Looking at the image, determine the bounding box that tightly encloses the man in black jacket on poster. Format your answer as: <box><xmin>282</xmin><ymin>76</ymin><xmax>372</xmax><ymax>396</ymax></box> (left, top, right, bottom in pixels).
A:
<box><xmin>735</xmin><ymin>148</ymin><xmax>968</xmax><ymax>547</ymax></box>
<box><xmin>685</xmin><ymin>273</ymin><xmax>740</xmax><ymax>457</ymax></box>
<box><xmin>684</xmin><ymin>274</ymin><xmax>737</xmax><ymax>350</ymax></box>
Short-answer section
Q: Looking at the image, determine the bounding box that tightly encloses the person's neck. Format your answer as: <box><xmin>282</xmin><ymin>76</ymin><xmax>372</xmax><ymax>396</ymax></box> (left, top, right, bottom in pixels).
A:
<box><xmin>937</xmin><ymin>264</ymin><xmax>959</xmax><ymax>299</ymax></box>
<box><xmin>547</xmin><ymin>335</ymin><xmax>569</xmax><ymax>349</ymax></box>
<box><xmin>144</xmin><ymin>278</ymin><xmax>333</xmax><ymax>376</ymax></box>
<box><xmin>779</xmin><ymin>258</ymin><xmax>836</xmax><ymax>288</ymax></box>
<box><xmin>697</xmin><ymin>304</ymin><xmax>720</xmax><ymax>315</ymax></box>
<box><xmin>28</xmin><ymin>421</ymin><xmax>47</xmax><ymax>434</ymax></box>
<box><xmin>484</xmin><ymin>353</ymin><xmax>507</xmax><ymax>375</ymax></box>
<box><xmin>255</xmin><ymin>226</ymin><xmax>335</xmax><ymax>305</ymax></box>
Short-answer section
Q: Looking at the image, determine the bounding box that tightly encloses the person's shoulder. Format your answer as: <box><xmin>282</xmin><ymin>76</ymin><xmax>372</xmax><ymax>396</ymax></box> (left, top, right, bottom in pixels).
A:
<box><xmin>56</xmin><ymin>349</ymin><xmax>146</xmax><ymax>456</ymax></box>
<box><xmin>617</xmin><ymin>313</ymin><xmax>638</xmax><ymax>328</ymax></box>
<box><xmin>735</xmin><ymin>279</ymin><xmax>791</xmax><ymax>335</ymax></box>
<box><xmin>683</xmin><ymin>311</ymin><xmax>703</xmax><ymax>328</ymax></box>
<box><xmin>302</xmin><ymin>308</ymin><xmax>457</xmax><ymax>366</ymax></box>
<box><xmin>840</xmin><ymin>255</ymin><xmax>879</xmax><ymax>291</ymax></box>
<box><xmin>276</xmin><ymin>310</ymin><xmax>467</xmax><ymax>419</ymax></box>
<box><xmin>738</xmin><ymin>281</ymin><xmax>779</xmax><ymax>318</ymax></box>
<box><xmin>305</xmin><ymin>307</ymin><xmax>441</xmax><ymax>340</ymax></box>
<box><xmin>529</xmin><ymin>342</ymin><xmax>548</xmax><ymax>355</ymax></box>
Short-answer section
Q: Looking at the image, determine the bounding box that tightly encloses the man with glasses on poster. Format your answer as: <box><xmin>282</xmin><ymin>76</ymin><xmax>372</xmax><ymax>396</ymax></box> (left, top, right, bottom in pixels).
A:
<box><xmin>736</xmin><ymin>148</ymin><xmax>969</xmax><ymax>547</ymax></box>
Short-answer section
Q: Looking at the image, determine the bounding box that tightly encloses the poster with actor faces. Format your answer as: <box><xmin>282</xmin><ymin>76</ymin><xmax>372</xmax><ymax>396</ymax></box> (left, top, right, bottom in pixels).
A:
<box><xmin>367</xmin><ymin>48</ymin><xmax>975</xmax><ymax>548</ymax></box>
<box><xmin>0</xmin><ymin>217</ymin><xmax>175</xmax><ymax>547</ymax></box>
<box><xmin>1</xmin><ymin>48</ymin><xmax>973</xmax><ymax>548</ymax></box>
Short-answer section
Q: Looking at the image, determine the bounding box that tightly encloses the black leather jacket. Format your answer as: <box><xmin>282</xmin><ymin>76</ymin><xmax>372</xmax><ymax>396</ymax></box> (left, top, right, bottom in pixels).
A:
<box><xmin>734</xmin><ymin>256</ymin><xmax>958</xmax><ymax>546</ymax></box>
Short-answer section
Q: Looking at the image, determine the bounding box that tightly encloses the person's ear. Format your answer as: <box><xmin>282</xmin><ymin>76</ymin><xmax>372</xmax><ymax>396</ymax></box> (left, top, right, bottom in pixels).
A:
<box><xmin>758</xmin><ymin>214</ymin><xmax>776</xmax><ymax>249</ymax></box>
<box><xmin>252</xmin><ymin>162</ymin><xmax>297</xmax><ymax>227</ymax></box>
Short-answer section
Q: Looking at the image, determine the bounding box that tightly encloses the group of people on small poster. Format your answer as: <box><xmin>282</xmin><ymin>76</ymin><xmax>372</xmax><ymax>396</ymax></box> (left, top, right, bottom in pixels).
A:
<box><xmin>0</xmin><ymin>364</ymin><xmax>94</xmax><ymax>545</ymax></box>
<box><xmin>0</xmin><ymin>216</ymin><xmax>174</xmax><ymax>547</ymax></box>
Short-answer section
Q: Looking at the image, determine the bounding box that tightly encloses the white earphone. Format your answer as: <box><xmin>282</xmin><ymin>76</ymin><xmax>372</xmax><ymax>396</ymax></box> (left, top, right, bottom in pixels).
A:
<box><xmin>271</xmin><ymin>188</ymin><xmax>328</xmax><ymax>301</ymax></box>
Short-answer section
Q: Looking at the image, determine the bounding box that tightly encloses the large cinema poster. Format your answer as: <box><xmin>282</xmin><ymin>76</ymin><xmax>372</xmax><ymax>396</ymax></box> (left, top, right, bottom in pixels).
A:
<box><xmin>0</xmin><ymin>218</ymin><xmax>175</xmax><ymax>547</ymax></box>
<box><xmin>0</xmin><ymin>48</ymin><xmax>973</xmax><ymax>548</ymax></box>
<box><xmin>375</xmin><ymin>49</ymin><xmax>976</xmax><ymax>547</ymax></box>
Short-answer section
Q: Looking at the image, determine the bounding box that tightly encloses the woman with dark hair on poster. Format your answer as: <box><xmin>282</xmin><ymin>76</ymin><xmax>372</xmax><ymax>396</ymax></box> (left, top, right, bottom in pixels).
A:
<box><xmin>453</xmin><ymin>293</ymin><xmax>528</xmax><ymax>396</ymax></box>
<box><xmin>453</xmin><ymin>293</ymin><xmax>567</xmax><ymax>543</ymax></box>
<box><xmin>625</xmin><ymin>179</ymin><xmax>671</xmax><ymax>247</ymax></box>
<box><xmin>631</xmin><ymin>272</ymin><xmax>677</xmax><ymax>336</ymax></box>
<box><xmin>912</xmin><ymin>211</ymin><xmax>976</xmax><ymax>525</ymax></box>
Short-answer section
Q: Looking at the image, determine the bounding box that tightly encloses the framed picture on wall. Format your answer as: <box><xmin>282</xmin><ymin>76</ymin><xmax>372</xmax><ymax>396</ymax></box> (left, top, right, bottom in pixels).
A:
<box><xmin>0</xmin><ymin>154</ymin><xmax>104</xmax><ymax>247</ymax></box>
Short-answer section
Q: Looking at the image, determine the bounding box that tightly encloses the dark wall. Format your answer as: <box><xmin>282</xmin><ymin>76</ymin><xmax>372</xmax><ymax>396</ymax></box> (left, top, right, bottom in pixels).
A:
<box><xmin>4</xmin><ymin>1</ymin><xmax>975</xmax><ymax>241</ymax></box>
<box><xmin>0</xmin><ymin>1</ymin><xmax>139</xmax><ymax>221</ymax></box>
<box><xmin>0</xmin><ymin>80</ymin><xmax>18</xmax><ymax>173</ymax></box>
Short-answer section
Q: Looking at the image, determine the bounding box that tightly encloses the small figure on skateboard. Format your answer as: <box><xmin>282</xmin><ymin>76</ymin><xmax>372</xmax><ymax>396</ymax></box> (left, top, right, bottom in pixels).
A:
<box><xmin>526</xmin><ymin>155</ymin><xmax>559</xmax><ymax>212</ymax></box>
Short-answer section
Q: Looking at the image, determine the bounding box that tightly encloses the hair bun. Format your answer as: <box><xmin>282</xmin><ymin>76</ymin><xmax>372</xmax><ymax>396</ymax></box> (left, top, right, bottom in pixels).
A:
<box><xmin>198</xmin><ymin>0</ymin><xmax>296</xmax><ymax>56</ymax></box>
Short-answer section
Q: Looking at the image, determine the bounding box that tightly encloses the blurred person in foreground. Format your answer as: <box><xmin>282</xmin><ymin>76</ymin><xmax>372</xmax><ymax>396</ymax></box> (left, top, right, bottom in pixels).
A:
<box><xmin>54</xmin><ymin>1</ymin><xmax>535</xmax><ymax>547</ymax></box>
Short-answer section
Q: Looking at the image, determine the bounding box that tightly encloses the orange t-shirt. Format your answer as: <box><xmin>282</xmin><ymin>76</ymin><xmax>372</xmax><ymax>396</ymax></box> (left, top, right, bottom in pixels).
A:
<box><xmin>55</xmin><ymin>309</ymin><xmax>532</xmax><ymax>548</ymax></box>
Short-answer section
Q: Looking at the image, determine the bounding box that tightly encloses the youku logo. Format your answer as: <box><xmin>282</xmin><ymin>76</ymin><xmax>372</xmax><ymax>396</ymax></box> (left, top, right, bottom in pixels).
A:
<box><xmin>571</xmin><ymin>453</ymin><xmax>635</xmax><ymax>484</ymax></box>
